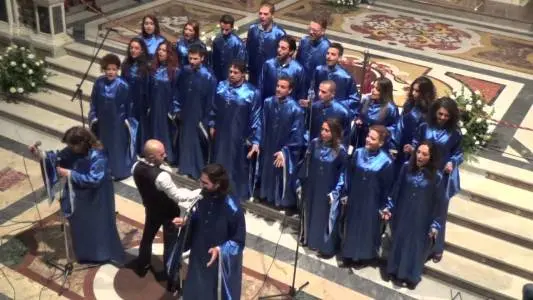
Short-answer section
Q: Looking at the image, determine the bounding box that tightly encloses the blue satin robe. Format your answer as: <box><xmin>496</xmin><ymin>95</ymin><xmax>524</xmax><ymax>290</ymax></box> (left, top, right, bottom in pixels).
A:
<box><xmin>176</xmin><ymin>65</ymin><xmax>217</xmax><ymax>179</ymax></box>
<box><xmin>352</xmin><ymin>95</ymin><xmax>399</xmax><ymax>149</ymax></box>
<box><xmin>300</xmin><ymin>139</ymin><xmax>346</xmax><ymax>255</ymax></box>
<box><xmin>391</xmin><ymin>107</ymin><xmax>425</xmax><ymax>174</ymax></box>
<box><xmin>259</xmin><ymin>58</ymin><xmax>306</xmax><ymax>101</ymax></box>
<box><xmin>89</xmin><ymin>76</ymin><xmax>137</xmax><ymax>180</ymax></box>
<box><xmin>312</xmin><ymin>64</ymin><xmax>361</xmax><ymax>118</ymax></box>
<box><xmin>386</xmin><ymin>163</ymin><xmax>446</xmax><ymax>285</ymax></box>
<box><xmin>176</xmin><ymin>38</ymin><xmax>207</xmax><ymax>67</ymax></box>
<box><xmin>341</xmin><ymin>148</ymin><xmax>394</xmax><ymax>261</ymax></box>
<box><xmin>121</xmin><ymin>62</ymin><xmax>149</xmax><ymax>154</ymax></box>
<box><xmin>182</xmin><ymin>195</ymin><xmax>246</xmax><ymax>300</ymax></box>
<box><xmin>310</xmin><ymin>101</ymin><xmax>350</xmax><ymax>141</ymax></box>
<box><xmin>148</xmin><ymin>65</ymin><xmax>180</xmax><ymax>165</ymax></box>
<box><xmin>41</xmin><ymin>148</ymin><xmax>124</xmax><ymax>264</ymax></box>
<box><xmin>295</xmin><ymin>36</ymin><xmax>330</xmax><ymax>93</ymax></box>
<box><xmin>212</xmin><ymin>32</ymin><xmax>246</xmax><ymax>81</ymax></box>
<box><xmin>140</xmin><ymin>34</ymin><xmax>166</xmax><ymax>58</ymax></box>
<box><xmin>246</xmin><ymin>23</ymin><xmax>286</xmax><ymax>85</ymax></box>
<box><xmin>210</xmin><ymin>80</ymin><xmax>262</xmax><ymax>200</ymax></box>
<box><xmin>259</xmin><ymin>96</ymin><xmax>305</xmax><ymax>207</ymax></box>
<box><xmin>413</xmin><ymin>123</ymin><xmax>463</xmax><ymax>255</ymax></box>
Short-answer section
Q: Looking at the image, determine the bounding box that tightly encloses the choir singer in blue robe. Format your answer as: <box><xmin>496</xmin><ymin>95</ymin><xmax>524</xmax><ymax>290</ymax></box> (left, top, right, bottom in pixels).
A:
<box><xmin>340</xmin><ymin>125</ymin><xmax>393</xmax><ymax>267</ymax></box>
<box><xmin>299</xmin><ymin>119</ymin><xmax>347</xmax><ymax>257</ymax></box>
<box><xmin>309</xmin><ymin>80</ymin><xmax>350</xmax><ymax>141</ymax></box>
<box><xmin>209</xmin><ymin>60</ymin><xmax>262</xmax><ymax>202</ymax></box>
<box><xmin>171</xmin><ymin>164</ymin><xmax>246</xmax><ymax>300</ymax></box>
<box><xmin>148</xmin><ymin>41</ymin><xmax>180</xmax><ymax>165</ymax></box>
<box><xmin>259</xmin><ymin>36</ymin><xmax>306</xmax><ymax>101</ymax></box>
<box><xmin>383</xmin><ymin>141</ymin><xmax>446</xmax><ymax>288</ymax></box>
<box><xmin>212</xmin><ymin>14</ymin><xmax>246</xmax><ymax>82</ymax></box>
<box><xmin>176</xmin><ymin>20</ymin><xmax>207</xmax><ymax>67</ymax></box>
<box><xmin>176</xmin><ymin>44</ymin><xmax>217</xmax><ymax>179</ymax></box>
<box><xmin>89</xmin><ymin>53</ymin><xmax>137</xmax><ymax>180</ymax></box>
<box><xmin>311</xmin><ymin>43</ymin><xmax>360</xmax><ymax>118</ymax></box>
<box><xmin>408</xmin><ymin>97</ymin><xmax>463</xmax><ymax>262</ymax></box>
<box><xmin>246</xmin><ymin>2</ymin><xmax>286</xmax><ymax>85</ymax></box>
<box><xmin>30</xmin><ymin>126</ymin><xmax>125</xmax><ymax>264</ymax></box>
<box><xmin>259</xmin><ymin>76</ymin><xmax>305</xmax><ymax>213</ymax></box>
<box><xmin>139</xmin><ymin>15</ymin><xmax>166</xmax><ymax>58</ymax></box>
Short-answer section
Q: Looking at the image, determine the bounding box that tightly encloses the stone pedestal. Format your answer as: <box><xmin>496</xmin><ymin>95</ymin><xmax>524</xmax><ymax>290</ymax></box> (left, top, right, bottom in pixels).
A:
<box><xmin>490</xmin><ymin>0</ymin><xmax>530</xmax><ymax>5</ymax></box>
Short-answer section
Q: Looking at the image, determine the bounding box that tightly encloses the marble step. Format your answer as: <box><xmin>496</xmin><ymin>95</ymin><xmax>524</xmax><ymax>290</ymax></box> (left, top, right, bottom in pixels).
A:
<box><xmin>0</xmin><ymin>116</ymin><xmax>63</xmax><ymax>152</ymax></box>
<box><xmin>66</xmin><ymin>0</ymin><xmax>139</xmax><ymax>25</ymax></box>
<box><xmin>23</xmin><ymin>89</ymin><xmax>90</xmax><ymax>122</ymax></box>
<box><xmin>64</xmin><ymin>42</ymin><xmax>126</xmax><ymax>65</ymax></box>
<box><xmin>464</xmin><ymin>156</ymin><xmax>533</xmax><ymax>193</ymax></box>
<box><xmin>45</xmin><ymin>55</ymin><xmax>102</xmax><ymax>82</ymax></box>
<box><xmin>45</xmin><ymin>70</ymin><xmax>94</xmax><ymax>102</ymax></box>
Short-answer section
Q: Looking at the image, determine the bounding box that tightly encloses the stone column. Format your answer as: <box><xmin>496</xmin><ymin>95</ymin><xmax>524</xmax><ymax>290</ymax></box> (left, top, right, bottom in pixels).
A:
<box><xmin>30</xmin><ymin>0</ymin><xmax>72</xmax><ymax>56</ymax></box>
<box><xmin>0</xmin><ymin>0</ymin><xmax>16</xmax><ymax>37</ymax></box>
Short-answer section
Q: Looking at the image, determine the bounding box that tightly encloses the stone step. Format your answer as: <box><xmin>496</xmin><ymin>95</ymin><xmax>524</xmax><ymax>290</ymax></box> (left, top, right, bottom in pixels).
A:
<box><xmin>449</xmin><ymin>194</ymin><xmax>533</xmax><ymax>250</ymax></box>
<box><xmin>460</xmin><ymin>168</ymin><xmax>533</xmax><ymax>219</ymax></box>
<box><xmin>66</xmin><ymin>0</ymin><xmax>138</xmax><ymax>25</ymax></box>
<box><xmin>23</xmin><ymin>89</ymin><xmax>90</xmax><ymax>122</ymax></box>
<box><xmin>465</xmin><ymin>155</ymin><xmax>533</xmax><ymax>193</ymax></box>
<box><xmin>45</xmin><ymin>55</ymin><xmax>102</xmax><ymax>82</ymax></box>
<box><xmin>45</xmin><ymin>70</ymin><xmax>94</xmax><ymax>102</ymax></box>
<box><xmin>64</xmin><ymin>42</ymin><xmax>126</xmax><ymax>65</ymax></box>
<box><xmin>0</xmin><ymin>116</ymin><xmax>63</xmax><ymax>151</ymax></box>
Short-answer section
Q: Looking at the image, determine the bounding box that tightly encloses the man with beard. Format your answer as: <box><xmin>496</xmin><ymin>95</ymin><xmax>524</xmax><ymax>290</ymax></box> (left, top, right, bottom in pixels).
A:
<box><xmin>258</xmin><ymin>36</ymin><xmax>306</xmax><ymax>102</ymax></box>
<box><xmin>176</xmin><ymin>44</ymin><xmax>217</xmax><ymax>179</ymax></box>
<box><xmin>246</xmin><ymin>1</ymin><xmax>286</xmax><ymax>86</ymax></box>
<box><xmin>209</xmin><ymin>60</ymin><xmax>262</xmax><ymax>202</ymax></box>
<box><xmin>212</xmin><ymin>14</ymin><xmax>247</xmax><ymax>82</ymax></box>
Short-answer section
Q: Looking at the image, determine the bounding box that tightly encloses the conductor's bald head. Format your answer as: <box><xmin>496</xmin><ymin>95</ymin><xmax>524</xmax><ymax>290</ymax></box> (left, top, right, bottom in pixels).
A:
<box><xmin>143</xmin><ymin>139</ymin><xmax>166</xmax><ymax>165</ymax></box>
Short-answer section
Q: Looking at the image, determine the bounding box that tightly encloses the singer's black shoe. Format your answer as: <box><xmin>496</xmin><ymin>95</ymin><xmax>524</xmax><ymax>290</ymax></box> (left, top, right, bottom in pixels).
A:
<box><xmin>126</xmin><ymin>260</ymin><xmax>151</xmax><ymax>277</ymax></box>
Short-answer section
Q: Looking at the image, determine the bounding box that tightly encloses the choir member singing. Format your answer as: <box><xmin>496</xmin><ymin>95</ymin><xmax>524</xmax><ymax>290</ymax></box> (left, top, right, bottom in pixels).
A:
<box><xmin>308</xmin><ymin>80</ymin><xmax>350</xmax><ymax>141</ymax></box>
<box><xmin>246</xmin><ymin>1</ymin><xmax>286</xmax><ymax>85</ymax></box>
<box><xmin>176</xmin><ymin>20</ymin><xmax>206</xmax><ymax>67</ymax></box>
<box><xmin>259</xmin><ymin>76</ymin><xmax>305</xmax><ymax>214</ymax></box>
<box><xmin>176</xmin><ymin>44</ymin><xmax>217</xmax><ymax>179</ymax></box>
<box><xmin>172</xmin><ymin>164</ymin><xmax>246</xmax><ymax>300</ymax></box>
<box><xmin>295</xmin><ymin>16</ymin><xmax>331</xmax><ymax>95</ymax></box>
<box><xmin>148</xmin><ymin>41</ymin><xmax>180</xmax><ymax>165</ymax></box>
<box><xmin>383</xmin><ymin>141</ymin><xmax>446</xmax><ymax>289</ymax></box>
<box><xmin>30</xmin><ymin>126</ymin><xmax>124</xmax><ymax>264</ymax></box>
<box><xmin>89</xmin><ymin>53</ymin><xmax>137</xmax><ymax>180</ymax></box>
<box><xmin>299</xmin><ymin>119</ymin><xmax>347</xmax><ymax>257</ymax></box>
<box><xmin>140</xmin><ymin>15</ymin><xmax>166</xmax><ymax>58</ymax></box>
<box><xmin>121</xmin><ymin>37</ymin><xmax>150</xmax><ymax>154</ymax></box>
<box><xmin>310</xmin><ymin>43</ymin><xmax>360</xmax><ymax>118</ymax></box>
<box><xmin>408</xmin><ymin>97</ymin><xmax>463</xmax><ymax>262</ymax></box>
<box><xmin>212</xmin><ymin>14</ymin><xmax>246</xmax><ymax>82</ymax></box>
<box><xmin>209</xmin><ymin>61</ymin><xmax>262</xmax><ymax>202</ymax></box>
<box><xmin>129</xmin><ymin>139</ymin><xmax>201</xmax><ymax>278</ymax></box>
<box><xmin>259</xmin><ymin>36</ymin><xmax>306</xmax><ymax>101</ymax></box>
<box><xmin>340</xmin><ymin>125</ymin><xmax>394</xmax><ymax>267</ymax></box>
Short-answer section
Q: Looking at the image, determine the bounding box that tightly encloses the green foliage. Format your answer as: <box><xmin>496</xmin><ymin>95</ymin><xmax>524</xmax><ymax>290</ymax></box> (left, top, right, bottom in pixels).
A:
<box><xmin>0</xmin><ymin>44</ymin><xmax>50</xmax><ymax>96</ymax></box>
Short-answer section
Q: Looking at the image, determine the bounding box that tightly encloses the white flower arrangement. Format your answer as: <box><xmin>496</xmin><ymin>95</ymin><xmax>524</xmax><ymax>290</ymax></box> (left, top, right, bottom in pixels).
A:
<box><xmin>327</xmin><ymin>0</ymin><xmax>358</xmax><ymax>7</ymax></box>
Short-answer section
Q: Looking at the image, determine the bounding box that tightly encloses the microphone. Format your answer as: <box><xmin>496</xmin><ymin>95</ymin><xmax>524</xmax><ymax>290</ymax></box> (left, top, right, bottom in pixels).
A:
<box><xmin>185</xmin><ymin>195</ymin><xmax>203</xmax><ymax>215</ymax></box>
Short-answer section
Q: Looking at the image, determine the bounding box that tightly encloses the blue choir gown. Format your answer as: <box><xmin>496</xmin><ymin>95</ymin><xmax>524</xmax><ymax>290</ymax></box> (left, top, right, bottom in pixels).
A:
<box><xmin>386</xmin><ymin>163</ymin><xmax>446</xmax><ymax>285</ymax></box>
<box><xmin>413</xmin><ymin>122</ymin><xmax>463</xmax><ymax>255</ymax></box>
<box><xmin>246</xmin><ymin>23</ymin><xmax>286</xmax><ymax>86</ymax></box>
<box><xmin>309</xmin><ymin>101</ymin><xmax>350</xmax><ymax>142</ymax></box>
<box><xmin>341</xmin><ymin>147</ymin><xmax>394</xmax><ymax>261</ymax></box>
<box><xmin>299</xmin><ymin>138</ymin><xmax>347</xmax><ymax>256</ymax></box>
<box><xmin>40</xmin><ymin>148</ymin><xmax>125</xmax><ymax>264</ymax></box>
<box><xmin>259</xmin><ymin>96</ymin><xmax>305</xmax><ymax>207</ymax></box>
<box><xmin>391</xmin><ymin>107</ymin><xmax>426</xmax><ymax>175</ymax></box>
<box><xmin>89</xmin><ymin>76</ymin><xmax>137</xmax><ymax>180</ymax></box>
<box><xmin>211</xmin><ymin>32</ymin><xmax>246</xmax><ymax>82</ymax></box>
<box><xmin>147</xmin><ymin>65</ymin><xmax>180</xmax><ymax>165</ymax></box>
<box><xmin>258</xmin><ymin>58</ymin><xmax>306</xmax><ymax>101</ymax></box>
<box><xmin>176</xmin><ymin>38</ymin><xmax>207</xmax><ymax>67</ymax></box>
<box><xmin>210</xmin><ymin>80</ymin><xmax>262</xmax><ymax>201</ymax></box>
<box><xmin>140</xmin><ymin>34</ymin><xmax>166</xmax><ymax>58</ymax></box>
<box><xmin>121</xmin><ymin>62</ymin><xmax>149</xmax><ymax>154</ymax></box>
<box><xmin>295</xmin><ymin>35</ymin><xmax>330</xmax><ymax>93</ymax></box>
<box><xmin>176</xmin><ymin>65</ymin><xmax>217</xmax><ymax>179</ymax></box>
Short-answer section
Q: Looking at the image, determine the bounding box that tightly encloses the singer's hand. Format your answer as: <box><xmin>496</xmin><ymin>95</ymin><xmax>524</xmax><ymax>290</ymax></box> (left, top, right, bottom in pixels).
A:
<box><xmin>56</xmin><ymin>167</ymin><xmax>69</xmax><ymax>178</ymax></box>
<box><xmin>28</xmin><ymin>145</ymin><xmax>41</xmax><ymax>158</ymax></box>
<box><xmin>299</xmin><ymin>99</ymin><xmax>310</xmax><ymax>108</ymax></box>
<box><xmin>247</xmin><ymin>144</ymin><xmax>260</xmax><ymax>159</ymax></box>
<box><xmin>403</xmin><ymin>144</ymin><xmax>414</xmax><ymax>154</ymax></box>
<box><xmin>380</xmin><ymin>209</ymin><xmax>391</xmax><ymax>221</ymax></box>
<box><xmin>210</xmin><ymin>128</ymin><xmax>216</xmax><ymax>139</ymax></box>
<box><xmin>273</xmin><ymin>151</ymin><xmax>284</xmax><ymax>168</ymax></box>
<box><xmin>172</xmin><ymin>217</ymin><xmax>187</xmax><ymax>227</ymax></box>
<box><xmin>355</xmin><ymin>119</ymin><xmax>363</xmax><ymax>126</ymax></box>
<box><xmin>206</xmin><ymin>247</ymin><xmax>220</xmax><ymax>267</ymax></box>
<box><xmin>428</xmin><ymin>228</ymin><xmax>438</xmax><ymax>239</ymax></box>
<box><xmin>444</xmin><ymin>162</ymin><xmax>453</xmax><ymax>174</ymax></box>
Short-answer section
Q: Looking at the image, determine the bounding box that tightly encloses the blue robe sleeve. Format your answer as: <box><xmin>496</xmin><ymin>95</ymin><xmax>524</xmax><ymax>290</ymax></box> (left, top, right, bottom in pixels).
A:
<box><xmin>171</xmin><ymin>68</ymin><xmax>181</xmax><ymax>116</ymax></box>
<box><xmin>412</xmin><ymin>122</ymin><xmax>427</xmax><ymax>149</ymax></box>
<box><xmin>218</xmin><ymin>204</ymin><xmax>245</xmax><ymax>300</ymax></box>
<box><xmin>386</xmin><ymin>162</ymin><xmax>408</xmax><ymax>211</ymax></box>
<box><xmin>120</xmin><ymin>82</ymin><xmax>138</xmax><ymax>160</ymax></box>
<box><xmin>295</xmin><ymin>68</ymin><xmax>307</xmax><ymax>100</ymax></box>
<box><xmin>89</xmin><ymin>83</ymin><xmax>98</xmax><ymax>127</ymax></box>
<box><xmin>40</xmin><ymin>150</ymin><xmax>64</xmax><ymax>202</ymax></box>
<box><xmin>249</xmin><ymin>90</ymin><xmax>262</xmax><ymax>145</ymax></box>
<box><xmin>69</xmin><ymin>152</ymin><xmax>107</xmax><ymax>188</ymax></box>
<box><xmin>328</xmin><ymin>149</ymin><xmax>347</xmax><ymax>202</ymax></box>
<box><xmin>208</xmin><ymin>84</ymin><xmax>219</xmax><ymax>129</ymax></box>
<box><xmin>431</xmin><ymin>173</ymin><xmax>447</xmax><ymax>231</ymax></box>
<box><xmin>203</xmin><ymin>74</ymin><xmax>218</xmax><ymax>127</ymax></box>
<box><xmin>448</xmin><ymin>132</ymin><xmax>464</xmax><ymax>167</ymax></box>
<box><xmin>378</xmin><ymin>158</ymin><xmax>395</xmax><ymax>209</ymax></box>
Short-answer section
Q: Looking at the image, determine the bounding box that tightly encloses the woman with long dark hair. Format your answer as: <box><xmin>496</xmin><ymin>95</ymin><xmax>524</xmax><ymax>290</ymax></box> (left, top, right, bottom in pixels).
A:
<box><xmin>340</xmin><ymin>125</ymin><xmax>394</xmax><ymax>266</ymax></box>
<box><xmin>384</xmin><ymin>141</ymin><xmax>446</xmax><ymax>289</ymax></box>
<box><xmin>140</xmin><ymin>15</ymin><xmax>166</xmax><ymax>58</ymax></box>
<box><xmin>148</xmin><ymin>40</ymin><xmax>180</xmax><ymax>165</ymax></box>
<box><xmin>122</xmin><ymin>37</ymin><xmax>150</xmax><ymax>154</ymax></box>
<box><xmin>175</xmin><ymin>20</ymin><xmax>207</xmax><ymax>67</ymax></box>
<box><xmin>299</xmin><ymin>118</ymin><xmax>347</xmax><ymax>257</ymax></box>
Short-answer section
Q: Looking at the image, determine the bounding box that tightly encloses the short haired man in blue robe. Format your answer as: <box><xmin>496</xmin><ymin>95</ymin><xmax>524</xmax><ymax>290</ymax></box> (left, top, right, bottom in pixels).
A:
<box><xmin>311</xmin><ymin>43</ymin><xmax>361</xmax><ymax>119</ymax></box>
<box><xmin>212</xmin><ymin>14</ymin><xmax>247</xmax><ymax>82</ymax></box>
<box><xmin>209</xmin><ymin>60</ymin><xmax>262</xmax><ymax>202</ymax></box>
<box><xmin>176</xmin><ymin>44</ymin><xmax>218</xmax><ymax>179</ymax></box>
<box><xmin>259</xmin><ymin>36</ymin><xmax>306</xmax><ymax>102</ymax></box>
<box><xmin>309</xmin><ymin>80</ymin><xmax>350</xmax><ymax>142</ymax></box>
<box><xmin>295</xmin><ymin>16</ymin><xmax>331</xmax><ymax>97</ymax></box>
<box><xmin>246</xmin><ymin>1</ymin><xmax>286</xmax><ymax>86</ymax></box>
<box><xmin>259</xmin><ymin>76</ymin><xmax>305</xmax><ymax>215</ymax></box>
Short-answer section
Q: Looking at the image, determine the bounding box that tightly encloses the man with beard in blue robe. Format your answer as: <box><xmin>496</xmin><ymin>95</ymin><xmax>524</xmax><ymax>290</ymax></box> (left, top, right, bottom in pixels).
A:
<box><xmin>209</xmin><ymin>60</ymin><xmax>262</xmax><ymax>202</ymax></box>
<box><xmin>259</xmin><ymin>76</ymin><xmax>305</xmax><ymax>214</ymax></box>
<box><xmin>259</xmin><ymin>36</ymin><xmax>306</xmax><ymax>102</ymax></box>
<box><xmin>169</xmin><ymin>164</ymin><xmax>246</xmax><ymax>299</ymax></box>
<box><xmin>176</xmin><ymin>44</ymin><xmax>217</xmax><ymax>179</ymax></box>
<box><xmin>311</xmin><ymin>43</ymin><xmax>360</xmax><ymax>119</ymax></box>
<box><xmin>295</xmin><ymin>16</ymin><xmax>330</xmax><ymax>97</ymax></box>
<box><xmin>309</xmin><ymin>80</ymin><xmax>350</xmax><ymax>141</ymax></box>
<box><xmin>246</xmin><ymin>1</ymin><xmax>286</xmax><ymax>86</ymax></box>
<box><xmin>212</xmin><ymin>14</ymin><xmax>247</xmax><ymax>82</ymax></box>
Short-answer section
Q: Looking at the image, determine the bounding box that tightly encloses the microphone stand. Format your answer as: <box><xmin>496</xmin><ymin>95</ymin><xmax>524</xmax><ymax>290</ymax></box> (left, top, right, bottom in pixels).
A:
<box><xmin>70</xmin><ymin>27</ymin><xmax>115</xmax><ymax>127</ymax></box>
